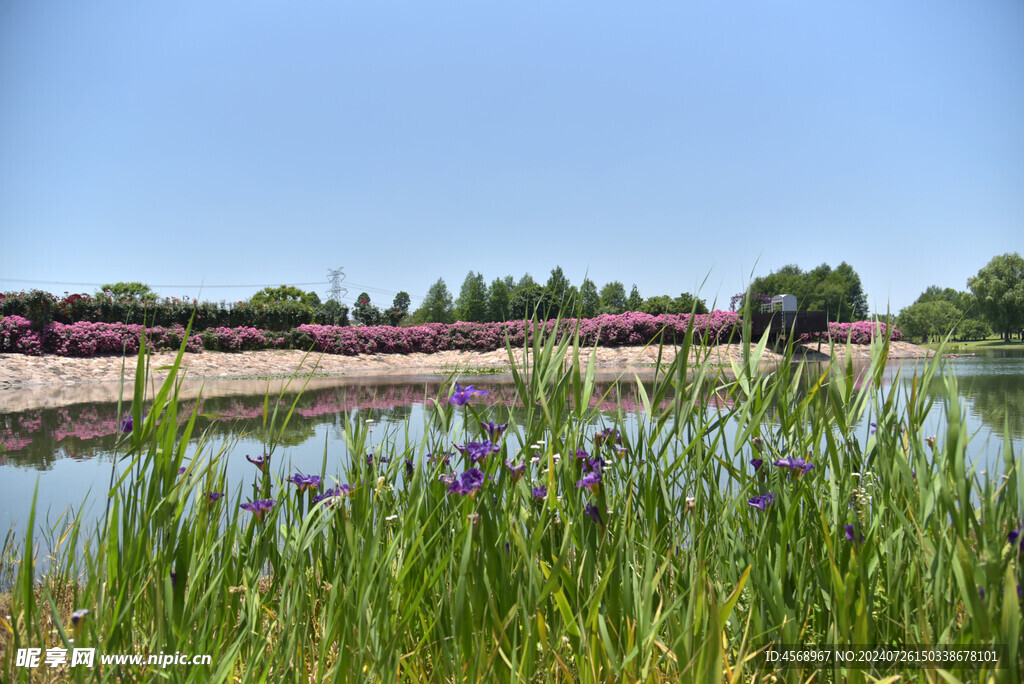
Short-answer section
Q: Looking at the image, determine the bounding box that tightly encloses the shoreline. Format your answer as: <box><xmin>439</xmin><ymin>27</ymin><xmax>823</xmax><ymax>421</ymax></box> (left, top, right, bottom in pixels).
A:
<box><xmin>0</xmin><ymin>341</ymin><xmax>932</xmax><ymax>414</ymax></box>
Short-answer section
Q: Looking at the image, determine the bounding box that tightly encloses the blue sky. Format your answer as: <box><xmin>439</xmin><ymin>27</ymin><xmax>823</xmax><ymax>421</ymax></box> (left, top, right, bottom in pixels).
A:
<box><xmin>2</xmin><ymin>0</ymin><xmax>1021</xmax><ymax>315</ymax></box>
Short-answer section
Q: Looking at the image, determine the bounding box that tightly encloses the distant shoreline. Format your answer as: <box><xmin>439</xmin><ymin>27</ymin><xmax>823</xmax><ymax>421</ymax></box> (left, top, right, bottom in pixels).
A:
<box><xmin>1</xmin><ymin>340</ymin><xmax>929</xmax><ymax>393</ymax></box>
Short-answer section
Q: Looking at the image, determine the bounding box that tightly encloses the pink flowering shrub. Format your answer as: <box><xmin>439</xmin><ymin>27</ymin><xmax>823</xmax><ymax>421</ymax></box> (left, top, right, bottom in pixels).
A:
<box><xmin>0</xmin><ymin>316</ymin><xmax>44</xmax><ymax>355</ymax></box>
<box><xmin>0</xmin><ymin>317</ymin><xmax>203</xmax><ymax>356</ymax></box>
<box><xmin>43</xmin><ymin>322</ymin><xmax>205</xmax><ymax>356</ymax></box>
<box><xmin>0</xmin><ymin>310</ymin><xmax>898</xmax><ymax>358</ymax></box>
<box><xmin>296</xmin><ymin>311</ymin><xmax>743</xmax><ymax>357</ymax></box>
<box><xmin>0</xmin><ymin>317</ymin><xmax>43</xmax><ymax>356</ymax></box>
<box><xmin>203</xmin><ymin>326</ymin><xmax>268</xmax><ymax>352</ymax></box>
<box><xmin>800</xmin><ymin>321</ymin><xmax>902</xmax><ymax>344</ymax></box>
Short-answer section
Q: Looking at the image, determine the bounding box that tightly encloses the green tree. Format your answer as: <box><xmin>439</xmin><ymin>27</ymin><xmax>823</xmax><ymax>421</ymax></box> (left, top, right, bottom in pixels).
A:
<box><xmin>393</xmin><ymin>291</ymin><xmax>411</xmax><ymax>314</ymax></box>
<box><xmin>541</xmin><ymin>266</ymin><xmax>573</xmax><ymax>319</ymax></box>
<box><xmin>673</xmin><ymin>292</ymin><xmax>709</xmax><ymax>315</ymax></box>
<box><xmin>638</xmin><ymin>293</ymin><xmax>709</xmax><ymax>316</ymax></box>
<box><xmin>916</xmin><ymin>285</ymin><xmax>961</xmax><ymax>306</ymax></box>
<box><xmin>750</xmin><ymin>262</ymin><xmax>867</xmax><ymax>322</ymax></box>
<box><xmin>626</xmin><ymin>285</ymin><xmax>643</xmax><ymax>312</ymax></box>
<box><xmin>747</xmin><ymin>265</ymin><xmax>805</xmax><ymax>309</ymax></box>
<box><xmin>957</xmin><ymin>318</ymin><xmax>991</xmax><ymax>341</ymax></box>
<box><xmin>967</xmin><ymin>252</ymin><xmax>1024</xmax><ymax>341</ymax></box>
<box><xmin>510</xmin><ymin>275</ymin><xmax>552</xmax><ymax>320</ymax></box>
<box><xmin>455</xmin><ymin>271</ymin><xmax>489</xmax><ymax>322</ymax></box>
<box><xmin>516</xmin><ymin>273</ymin><xmax>537</xmax><ymax>290</ymax></box>
<box><xmin>487</xmin><ymin>277</ymin><xmax>512</xmax><ymax>322</ymax></box>
<box><xmin>384</xmin><ymin>292</ymin><xmax>411</xmax><ymax>326</ymax></box>
<box><xmin>352</xmin><ymin>292</ymin><xmax>383</xmax><ymax>326</ymax></box>
<box><xmin>411</xmin><ymin>279</ymin><xmax>455</xmax><ymax>324</ymax></box>
<box><xmin>545</xmin><ymin>266</ymin><xmax>571</xmax><ymax>303</ymax></box>
<box><xmin>895</xmin><ymin>303</ymin><xmax>929</xmax><ymax>342</ymax></box>
<box><xmin>826</xmin><ymin>262</ymin><xmax>868</xmax><ymax>321</ymax></box>
<box><xmin>579</xmin><ymin>278</ymin><xmax>600</xmax><ymax>319</ymax></box>
<box><xmin>599</xmin><ymin>281</ymin><xmax>627</xmax><ymax>314</ymax></box>
<box><xmin>313</xmin><ymin>299</ymin><xmax>349</xmax><ymax>326</ymax></box>
<box><xmin>897</xmin><ymin>300</ymin><xmax>961</xmax><ymax>343</ymax></box>
<box><xmin>99</xmin><ymin>282</ymin><xmax>158</xmax><ymax>302</ymax></box>
<box><xmin>639</xmin><ymin>295</ymin><xmax>674</xmax><ymax>316</ymax></box>
<box><xmin>871</xmin><ymin>312</ymin><xmax>898</xmax><ymax>327</ymax></box>
<box><xmin>250</xmin><ymin>285</ymin><xmax>321</xmax><ymax>308</ymax></box>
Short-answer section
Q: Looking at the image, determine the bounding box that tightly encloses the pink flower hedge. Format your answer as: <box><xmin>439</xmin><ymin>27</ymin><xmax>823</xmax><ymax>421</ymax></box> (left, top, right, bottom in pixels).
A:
<box><xmin>295</xmin><ymin>311</ymin><xmax>742</xmax><ymax>356</ymax></box>
<box><xmin>1</xmin><ymin>316</ymin><xmax>43</xmax><ymax>355</ymax></box>
<box><xmin>1</xmin><ymin>316</ymin><xmax>203</xmax><ymax>356</ymax></box>
<box><xmin>0</xmin><ymin>311</ymin><xmax>901</xmax><ymax>358</ymax></box>
<box><xmin>202</xmin><ymin>326</ymin><xmax>282</xmax><ymax>352</ymax></box>
<box><xmin>800</xmin><ymin>321</ymin><xmax>902</xmax><ymax>344</ymax></box>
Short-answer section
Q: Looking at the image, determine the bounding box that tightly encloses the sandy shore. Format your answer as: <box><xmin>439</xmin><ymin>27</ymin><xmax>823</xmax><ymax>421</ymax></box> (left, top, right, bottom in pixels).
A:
<box><xmin>0</xmin><ymin>341</ymin><xmax>932</xmax><ymax>413</ymax></box>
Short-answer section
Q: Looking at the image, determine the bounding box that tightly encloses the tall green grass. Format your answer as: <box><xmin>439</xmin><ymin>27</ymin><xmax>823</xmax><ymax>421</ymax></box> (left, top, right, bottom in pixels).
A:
<box><xmin>1</xmin><ymin>316</ymin><xmax>1021</xmax><ymax>682</ymax></box>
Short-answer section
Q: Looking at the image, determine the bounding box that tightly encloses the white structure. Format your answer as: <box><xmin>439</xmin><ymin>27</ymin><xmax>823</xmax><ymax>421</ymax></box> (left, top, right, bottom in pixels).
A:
<box><xmin>761</xmin><ymin>294</ymin><xmax>797</xmax><ymax>313</ymax></box>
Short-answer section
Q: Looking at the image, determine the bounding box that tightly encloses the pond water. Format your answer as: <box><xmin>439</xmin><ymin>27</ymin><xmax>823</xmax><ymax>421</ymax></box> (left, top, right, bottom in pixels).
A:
<box><xmin>2</xmin><ymin>350</ymin><xmax>1022</xmax><ymax>548</ymax></box>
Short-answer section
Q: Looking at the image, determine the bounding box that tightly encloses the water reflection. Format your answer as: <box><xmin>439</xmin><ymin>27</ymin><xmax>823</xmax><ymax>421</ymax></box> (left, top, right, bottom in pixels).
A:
<box><xmin>1</xmin><ymin>353</ymin><xmax>1020</xmax><ymax>554</ymax></box>
<box><xmin>929</xmin><ymin>352</ymin><xmax>1024</xmax><ymax>441</ymax></box>
<box><xmin>3</xmin><ymin>353</ymin><xmax>1022</xmax><ymax>470</ymax></box>
<box><xmin>0</xmin><ymin>377</ymin><xmax>692</xmax><ymax>471</ymax></box>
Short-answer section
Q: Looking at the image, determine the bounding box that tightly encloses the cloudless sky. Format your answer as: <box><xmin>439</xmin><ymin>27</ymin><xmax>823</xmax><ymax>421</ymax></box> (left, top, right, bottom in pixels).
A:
<box><xmin>2</xmin><ymin>0</ymin><xmax>1021</xmax><ymax>314</ymax></box>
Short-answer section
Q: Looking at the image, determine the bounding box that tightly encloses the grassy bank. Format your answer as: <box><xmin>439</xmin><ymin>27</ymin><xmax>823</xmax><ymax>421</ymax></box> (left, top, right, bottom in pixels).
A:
<box><xmin>1</xmin><ymin>320</ymin><xmax>1021</xmax><ymax>682</ymax></box>
<box><xmin>925</xmin><ymin>336</ymin><xmax>1024</xmax><ymax>353</ymax></box>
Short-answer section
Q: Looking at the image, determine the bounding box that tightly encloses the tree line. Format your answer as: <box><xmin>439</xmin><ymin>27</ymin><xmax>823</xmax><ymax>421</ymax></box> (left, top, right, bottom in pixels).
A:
<box><xmin>93</xmin><ymin>252</ymin><xmax>1024</xmax><ymax>341</ymax></box>
<box><xmin>897</xmin><ymin>252</ymin><xmax>1024</xmax><ymax>343</ymax></box>
<box><xmin>742</xmin><ymin>261</ymin><xmax>869</xmax><ymax>323</ymax></box>
<box><xmin>357</xmin><ymin>266</ymin><xmax>708</xmax><ymax>326</ymax></box>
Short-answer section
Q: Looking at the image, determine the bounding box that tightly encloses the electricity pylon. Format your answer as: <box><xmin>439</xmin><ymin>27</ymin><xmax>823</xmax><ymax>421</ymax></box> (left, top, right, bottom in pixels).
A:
<box><xmin>326</xmin><ymin>267</ymin><xmax>347</xmax><ymax>302</ymax></box>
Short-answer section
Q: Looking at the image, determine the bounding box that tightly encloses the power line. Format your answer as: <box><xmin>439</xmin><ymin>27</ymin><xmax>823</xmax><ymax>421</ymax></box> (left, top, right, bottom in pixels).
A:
<box><xmin>0</xmin><ymin>277</ymin><xmax>425</xmax><ymax>301</ymax></box>
<box><xmin>342</xmin><ymin>280</ymin><xmax>424</xmax><ymax>301</ymax></box>
<box><xmin>0</xmin><ymin>278</ymin><xmax>329</xmax><ymax>288</ymax></box>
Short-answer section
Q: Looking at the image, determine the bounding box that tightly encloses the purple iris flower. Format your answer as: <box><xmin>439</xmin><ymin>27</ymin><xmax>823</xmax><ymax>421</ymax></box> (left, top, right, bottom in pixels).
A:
<box><xmin>505</xmin><ymin>459</ymin><xmax>526</xmax><ymax>482</ymax></box>
<box><xmin>438</xmin><ymin>473</ymin><xmax>456</xmax><ymax>487</ymax></box>
<box><xmin>313</xmin><ymin>484</ymin><xmax>352</xmax><ymax>505</ymax></box>
<box><xmin>207</xmin><ymin>492</ymin><xmax>223</xmax><ymax>503</ymax></box>
<box><xmin>576</xmin><ymin>471</ymin><xmax>601</xmax><ymax>494</ymax></box>
<box><xmin>481</xmin><ymin>421</ymin><xmax>508</xmax><ymax>440</ymax></box>
<box><xmin>405</xmin><ymin>459</ymin><xmax>414</xmax><ymax>477</ymax></box>
<box><xmin>450</xmin><ymin>382</ymin><xmax>488</xmax><ymax>406</ymax></box>
<box><xmin>593</xmin><ymin>428</ymin><xmax>622</xmax><ymax>447</ymax></box>
<box><xmin>1009</xmin><ymin>529</ymin><xmax>1023</xmax><ymax>553</ymax></box>
<box><xmin>120</xmin><ymin>417</ymin><xmax>133</xmax><ymax>433</ymax></box>
<box><xmin>979</xmin><ymin>586</ymin><xmax>985</xmax><ymax>599</ymax></box>
<box><xmin>246</xmin><ymin>454</ymin><xmax>270</xmax><ymax>472</ymax></box>
<box><xmin>447</xmin><ymin>468</ymin><xmax>485</xmax><ymax>497</ymax></box>
<box><xmin>455</xmin><ymin>441</ymin><xmax>500</xmax><ymax>464</ymax></box>
<box><xmin>240</xmin><ymin>498</ymin><xmax>277</xmax><ymax>521</ymax></box>
<box><xmin>584</xmin><ymin>503</ymin><xmax>603</xmax><ymax>525</ymax></box>
<box><xmin>366</xmin><ymin>453</ymin><xmax>389</xmax><ymax>467</ymax></box>
<box><xmin>586</xmin><ymin>457</ymin><xmax>605</xmax><ymax>474</ymax></box>
<box><xmin>844</xmin><ymin>523</ymin><xmax>865</xmax><ymax>543</ymax></box>
<box><xmin>428</xmin><ymin>452</ymin><xmax>452</xmax><ymax>466</ymax></box>
<box><xmin>289</xmin><ymin>473</ymin><xmax>322</xmax><ymax>492</ymax></box>
<box><xmin>71</xmin><ymin>609</ymin><xmax>90</xmax><ymax>626</ymax></box>
<box><xmin>178</xmin><ymin>466</ymin><xmax>187</xmax><ymax>475</ymax></box>
<box><xmin>575</xmin><ymin>447</ymin><xmax>591</xmax><ymax>464</ymax></box>
<box><xmin>532</xmin><ymin>486</ymin><xmax>547</xmax><ymax>500</ymax></box>
<box><xmin>751</xmin><ymin>458</ymin><xmax>763</xmax><ymax>471</ymax></box>
<box><xmin>748</xmin><ymin>493</ymin><xmax>775</xmax><ymax>511</ymax></box>
<box><xmin>773</xmin><ymin>456</ymin><xmax>815</xmax><ymax>476</ymax></box>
